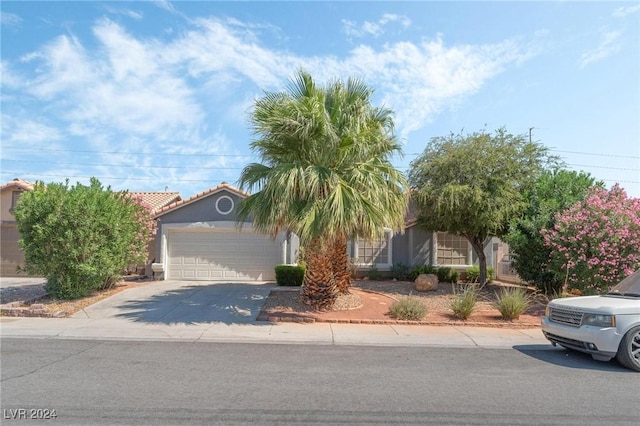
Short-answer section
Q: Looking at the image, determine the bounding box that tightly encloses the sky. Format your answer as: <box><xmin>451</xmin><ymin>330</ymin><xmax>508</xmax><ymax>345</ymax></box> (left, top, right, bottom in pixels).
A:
<box><xmin>1</xmin><ymin>1</ymin><xmax>639</xmax><ymax>199</ymax></box>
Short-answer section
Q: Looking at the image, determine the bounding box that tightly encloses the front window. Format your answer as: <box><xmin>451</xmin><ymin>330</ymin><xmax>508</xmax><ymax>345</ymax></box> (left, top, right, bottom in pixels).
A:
<box><xmin>436</xmin><ymin>232</ymin><xmax>471</xmax><ymax>266</ymax></box>
<box><xmin>351</xmin><ymin>229</ymin><xmax>393</xmax><ymax>268</ymax></box>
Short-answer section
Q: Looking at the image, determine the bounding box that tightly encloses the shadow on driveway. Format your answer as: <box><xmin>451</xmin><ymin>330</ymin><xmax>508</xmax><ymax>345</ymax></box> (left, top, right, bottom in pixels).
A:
<box><xmin>513</xmin><ymin>344</ymin><xmax>633</xmax><ymax>373</ymax></box>
<box><xmin>114</xmin><ymin>283</ymin><xmax>274</xmax><ymax>325</ymax></box>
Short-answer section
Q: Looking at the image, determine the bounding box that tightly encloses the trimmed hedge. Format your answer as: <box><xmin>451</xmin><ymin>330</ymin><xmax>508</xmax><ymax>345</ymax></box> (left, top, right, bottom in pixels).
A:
<box><xmin>275</xmin><ymin>265</ymin><xmax>306</xmax><ymax>286</ymax></box>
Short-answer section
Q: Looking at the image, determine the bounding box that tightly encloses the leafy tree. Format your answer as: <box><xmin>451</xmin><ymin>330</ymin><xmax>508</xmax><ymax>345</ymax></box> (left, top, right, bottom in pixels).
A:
<box><xmin>14</xmin><ymin>178</ymin><xmax>155</xmax><ymax>299</ymax></box>
<box><xmin>504</xmin><ymin>169</ymin><xmax>601</xmax><ymax>294</ymax></box>
<box><xmin>408</xmin><ymin>128</ymin><xmax>557</xmax><ymax>286</ymax></box>
<box><xmin>238</xmin><ymin>70</ymin><xmax>408</xmax><ymax>309</ymax></box>
<box><xmin>542</xmin><ymin>184</ymin><xmax>640</xmax><ymax>294</ymax></box>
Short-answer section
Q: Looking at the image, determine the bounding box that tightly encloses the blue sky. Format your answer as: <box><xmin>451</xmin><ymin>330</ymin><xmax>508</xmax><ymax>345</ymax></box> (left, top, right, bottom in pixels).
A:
<box><xmin>2</xmin><ymin>1</ymin><xmax>639</xmax><ymax>199</ymax></box>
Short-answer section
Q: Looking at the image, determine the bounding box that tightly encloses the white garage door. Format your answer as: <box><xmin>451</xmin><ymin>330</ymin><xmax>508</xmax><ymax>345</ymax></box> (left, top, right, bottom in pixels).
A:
<box><xmin>167</xmin><ymin>230</ymin><xmax>281</xmax><ymax>281</ymax></box>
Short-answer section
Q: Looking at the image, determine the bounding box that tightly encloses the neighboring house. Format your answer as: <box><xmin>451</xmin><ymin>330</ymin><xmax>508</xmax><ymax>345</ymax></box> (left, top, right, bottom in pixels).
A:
<box><xmin>150</xmin><ymin>181</ymin><xmax>505</xmax><ymax>282</ymax></box>
<box><xmin>0</xmin><ymin>179</ymin><xmax>34</xmax><ymax>276</ymax></box>
<box><xmin>128</xmin><ymin>191</ymin><xmax>182</xmax><ymax>277</ymax></box>
<box><xmin>151</xmin><ymin>182</ymin><xmax>299</xmax><ymax>282</ymax></box>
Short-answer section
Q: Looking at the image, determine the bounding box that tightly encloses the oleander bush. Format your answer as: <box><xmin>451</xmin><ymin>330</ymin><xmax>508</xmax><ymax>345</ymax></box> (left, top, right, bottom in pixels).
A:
<box><xmin>388</xmin><ymin>297</ymin><xmax>427</xmax><ymax>321</ymax></box>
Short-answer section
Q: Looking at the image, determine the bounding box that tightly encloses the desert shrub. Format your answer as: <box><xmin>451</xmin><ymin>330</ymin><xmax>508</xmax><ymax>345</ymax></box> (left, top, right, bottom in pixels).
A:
<box><xmin>408</xmin><ymin>265</ymin><xmax>437</xmax><ymax>281</ymax></box>
<box><xmin>437</xmin><ymin>267</ymin><xmax>459</xmax><ymax>284</ymax></box>
<box><xmin>466</xmin><ymin>266</ymin><xmax>494</xmax><ymax>283</ymax></box>
<box><xmin>367</xmin><ymin>265</ymin><xmax>382</xmax><ymax>281</ymax></box>
<box><xmin>391</xmin><ymin>263</ymin><xmax>411</xmax><ymax>281</ymax></box>
<box><xmin>388</xmin><ymin>297</ymin><xmax>427</xmax><ymax>320</ymax></box>
<box><xmin>450</xmin><ymin>285</ymin><xmax>480</xmax><ymax>320</ymax></box>
<box><xmin>494</xmin><ymin>287</ymin><xmax>531</xmax><ymax>320</ymax></box>
<box><xmin>275</xmin><ymin>265</ymin><xmax>306</xmax><ymax>286</ymax></box>
<box><xmin>15</xmin><ymin>178</ymin><xmax>154</xmax><ymax>299</ymax></box>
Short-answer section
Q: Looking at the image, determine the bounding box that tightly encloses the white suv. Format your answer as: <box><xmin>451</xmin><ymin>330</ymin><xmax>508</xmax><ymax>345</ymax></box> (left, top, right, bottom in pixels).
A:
<box><xmin>541</xmin><ymin>270</ymin><xmax>640</xmax><ymax>371</ymax></box>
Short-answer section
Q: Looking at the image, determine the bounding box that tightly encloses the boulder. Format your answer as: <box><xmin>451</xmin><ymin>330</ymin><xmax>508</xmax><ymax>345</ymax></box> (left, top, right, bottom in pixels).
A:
<box><xmin>414</xmin><ymin>274</ymin><xmax>439</xmax><ymax>292</ymax></box>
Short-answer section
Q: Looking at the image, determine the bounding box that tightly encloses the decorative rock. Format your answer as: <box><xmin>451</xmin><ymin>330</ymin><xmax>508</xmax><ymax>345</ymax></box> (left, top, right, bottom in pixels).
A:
<box><xmin>414</xmin><ymin>274</ymin><xmax>439</xmax><ymax>292</ymax></box>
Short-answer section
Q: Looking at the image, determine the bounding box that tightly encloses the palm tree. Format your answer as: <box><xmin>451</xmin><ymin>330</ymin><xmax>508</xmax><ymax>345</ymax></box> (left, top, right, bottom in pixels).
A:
<box><xmin>238</xmin><ymin>70</ymin><xmax>408</xmax><ymax>309</ymax></box>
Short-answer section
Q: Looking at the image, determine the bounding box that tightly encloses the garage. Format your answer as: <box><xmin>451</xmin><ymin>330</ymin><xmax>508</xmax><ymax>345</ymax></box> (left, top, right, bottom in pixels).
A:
<box><xmin>167</xmin><ymin>229</ymin><xmax>283</xmax><ymax>281</ymax></box>
<box><xmin>152</xmin><ymin>183</ymin><xmax>298</xmax><ymax>282</ymax></box>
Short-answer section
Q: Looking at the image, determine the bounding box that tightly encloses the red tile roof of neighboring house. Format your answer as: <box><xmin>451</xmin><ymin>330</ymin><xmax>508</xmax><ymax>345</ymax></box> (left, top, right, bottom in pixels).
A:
<box><xmin>128</xmin><ymin>191</ymin><xmax>182</xmax><ymax>213</ymax></box>
<box><xmin>154</xmin><ymin>182</ymin><xmax>249</xmax><ymax>217</ymax></box>
<box><xmin>0</xmin><ymin>178</ymin><xmax>34</xmax><ymax>192</ymax></box>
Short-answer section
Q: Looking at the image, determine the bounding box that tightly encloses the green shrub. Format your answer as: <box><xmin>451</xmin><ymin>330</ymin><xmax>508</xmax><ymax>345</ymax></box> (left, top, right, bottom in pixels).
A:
<box><xmin>391</xmin><ymin>263</ymin><xmax>411</xmax><ymax>281</ymax></box>
<box><xmin>388</xmin><ymin>297</ymin><xmax>427</xmax><ymax>321</ymax></box>
<box><xmin>494</xmin><ymin>287</ymin><xmax>531</xmax><ymax>320</ymax></box>
<box><xmin>367</xmin><ymin>265</ymin><xmax>382</xmax><ymax>281</ymax></box>
<box><xmin>437</xmin><ymin>267</ymin><xmax>459</xmax><ymax>284</ymax></box>
<box><xmin>14</xmin><ymin>178</ymin><xmax>154</xmax><ymax>299</ymax></box>
<box><xmin>408</xmin><ymin>265</ymin><xmax>437</xmax><ymax>281</ymax></box>
<box><xmin>466</xmin><ymin>266</ymin><xmax>494</xmax><ymax>283</ymax></box>
<box><xmin>450</xmin><ymin>284</ymin><xmax>480</xmax><ymax>320</ymax></box>
<box><xmin>274</xmin><ymin>265</ymin><xmax>306</xmax><ymax>286</ymax></box>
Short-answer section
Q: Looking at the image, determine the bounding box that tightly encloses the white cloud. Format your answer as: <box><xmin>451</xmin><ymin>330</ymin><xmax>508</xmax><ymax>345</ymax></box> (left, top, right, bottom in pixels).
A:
<box><xmin>153</xmin><ymin>0</ymin><xmax>178</xmax><ymax>15</ymax></box>
<box><xmin>103</xmin><ymin>6</ymin><xmax>143</xmax><ymax>20</ymax></box>
<box><xmin>23</xmin><ymin>19</ymin><xmax>202</xmax><ymax>139</ymax></box>
<box><xmin>342</xmin><ymin>13</ymin><xmax>412</xmax><ymax>38</ymax></box>
<box><xmin>1</xmin><ymin>115</ymin><xmax>62</xmax><ymax>147</ymax></box>
<box><xmin>613</xmin><ymin>4</ymin><xmax>640</xmax><ymax>18</ymax></box>
<box><xmin>0</xmin><ymin>11</ymin><xmax>22</xmax><ymax>26</ymax></box>
<box><xmin>4</xmin><ymin>14</ymin><xmax>533</xmax><ymax>190</ymax></box>
<box><xmin>580</xmin><ymin>30</ymin><xmax>622</xmax><ymax>68</ymax></box>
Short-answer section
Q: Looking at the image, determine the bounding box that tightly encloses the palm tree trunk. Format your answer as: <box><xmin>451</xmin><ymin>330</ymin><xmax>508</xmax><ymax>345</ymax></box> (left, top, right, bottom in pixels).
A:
<box><xmin>332</xmin><ymin>235</ymin><xmax>352</xmax><ymax>294</ymax></box>
<box><xmin>301</xmin><ymin>238</ymin><xmax>338</xmax><ymax>310</ymax></box>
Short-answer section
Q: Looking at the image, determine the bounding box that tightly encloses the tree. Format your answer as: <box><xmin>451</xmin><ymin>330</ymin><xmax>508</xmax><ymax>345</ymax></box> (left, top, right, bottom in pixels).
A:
<box><xmin>14</xmin><ymin>178</ymin><xmax>155</xmax><ymax>299</ymax></box>
<box><xmin>408</xmin><ymin>128</ymin><xmax>557</xmax><ymax>286</ymax></box>
<box><xmin>504</xmin><ymin>169</ymin><xmax>601</xmax><ymax>294</ymax></box>
<box><xmin>541</xmin><ymin>184</ymin><xmax>640</xmax><ymax>294</ymax></box>
<box><xmin>238</xmin><ymin>70</ymin><xmax>408</xmax><ymax>309</ymax></box>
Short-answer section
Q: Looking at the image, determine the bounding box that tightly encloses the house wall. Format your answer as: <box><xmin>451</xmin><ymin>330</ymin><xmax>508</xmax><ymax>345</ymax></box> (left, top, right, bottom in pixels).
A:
<box><xmin>154</xmin><ymin>191</ymin><xmax>249</xmax><ymax>257</ymax></box>
<box><xmin>1</xmin><ymin>188</ymin><xmax>25</xmax><ymax>276</ymax></box>
<box><xmin>392</xmin><ymin>225</ymin><xmax>433</xmax><ymax>266</ymax></box>
<box><xmin>1</xmin><ymin>189</ymin><xmax>17</xmax><ymax>222</ymax></box>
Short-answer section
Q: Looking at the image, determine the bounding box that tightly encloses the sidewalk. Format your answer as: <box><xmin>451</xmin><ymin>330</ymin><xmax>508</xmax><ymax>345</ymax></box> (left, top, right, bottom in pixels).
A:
<box><xmin>0</xmin><ymin>316</ymin><xmax>550</xmax><ymax>349</ymax></box>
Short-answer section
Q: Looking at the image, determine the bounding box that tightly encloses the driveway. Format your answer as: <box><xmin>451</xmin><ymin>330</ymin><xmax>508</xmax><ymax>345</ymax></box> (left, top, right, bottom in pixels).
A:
<box><xmin>72</xmin><ymin>280</ymin><xmax>276</xmax><ymax>325</ymax></box>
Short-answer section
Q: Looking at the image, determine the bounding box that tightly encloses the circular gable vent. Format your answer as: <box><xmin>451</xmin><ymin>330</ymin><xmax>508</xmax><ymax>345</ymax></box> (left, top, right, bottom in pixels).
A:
<box><xmin>216</xmin><ymin>195</ymin><xmax>234</xmax><ymax>215</ymax></box>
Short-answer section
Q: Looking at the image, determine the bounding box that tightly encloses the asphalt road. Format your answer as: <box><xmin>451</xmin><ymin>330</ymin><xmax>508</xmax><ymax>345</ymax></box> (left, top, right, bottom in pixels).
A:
<box><xmin>1</xmin><ymin>339</ymin><xmax>637</xmax><ymax>425</ymax></box>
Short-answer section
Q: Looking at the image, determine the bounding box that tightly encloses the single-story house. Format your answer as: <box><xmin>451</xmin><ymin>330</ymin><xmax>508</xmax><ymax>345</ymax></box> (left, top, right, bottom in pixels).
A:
<box><xmin>150</xmin><ymin>182</ymin><xmax>506</xmax><ymax>282</ymax></box>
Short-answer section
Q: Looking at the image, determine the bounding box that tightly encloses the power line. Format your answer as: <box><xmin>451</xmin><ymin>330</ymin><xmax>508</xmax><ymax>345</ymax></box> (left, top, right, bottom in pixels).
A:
<box><xmin>5</xmin><ymin>145</ymin><xmax>639</xmax><ymax>160</ymax></box>
<box><xmin>2</xmin><ymin>159</ymin><xmax>245</xmax><ymax>170</ymax></box>
<box><xmin>3</xmin><ymin>171</ymin><xmax>637</xmax><ymax>185</ymax></box>
<box><xmin>1</xmin><ymin>146</ymin><xmax>254</xmax><ymax>158</ymax></box>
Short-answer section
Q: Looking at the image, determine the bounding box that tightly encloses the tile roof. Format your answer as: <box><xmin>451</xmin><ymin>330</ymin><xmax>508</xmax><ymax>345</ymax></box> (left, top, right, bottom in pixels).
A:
<box><xmin>128</xmin><ymin>192</ymin><xmax>182</xmax><ymax>212</ymax></box>
<box><xmin>154</xmin><ymin>182</ymin><xmax>249</xmax><ymax>217</ymax></box>
<box><xmin>0</xmin><ymin>178</ymin><xmax>34</xmax><ymax>192</ymax></box>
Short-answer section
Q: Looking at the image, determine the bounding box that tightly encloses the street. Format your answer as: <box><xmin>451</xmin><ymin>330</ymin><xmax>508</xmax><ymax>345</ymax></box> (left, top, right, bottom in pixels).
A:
<box><xmin>0</xmin><ymin>338</ymin><xmax>637</xmax><ymax>425</ymax></box>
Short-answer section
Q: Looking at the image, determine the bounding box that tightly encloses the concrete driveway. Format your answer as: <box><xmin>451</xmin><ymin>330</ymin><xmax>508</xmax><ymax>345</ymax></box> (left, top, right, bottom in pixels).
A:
<box><xmin>72</xmin><ymin>280</ymin><xmax>276</xmax><ymax>325</ymax></box>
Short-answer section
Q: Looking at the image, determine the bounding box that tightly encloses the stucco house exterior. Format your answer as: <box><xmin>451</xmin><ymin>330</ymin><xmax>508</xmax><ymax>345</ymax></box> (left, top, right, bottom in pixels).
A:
<box><xmin>150</xmin><ymin>181</ymin><xmax>507</xmax><ymax>282</ymax></box>
<box><xmin>0</xmin><ymin>179</ymin><xmax>34</xmax><ymax>276</ymax></box>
